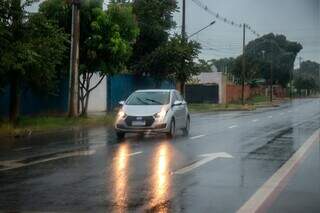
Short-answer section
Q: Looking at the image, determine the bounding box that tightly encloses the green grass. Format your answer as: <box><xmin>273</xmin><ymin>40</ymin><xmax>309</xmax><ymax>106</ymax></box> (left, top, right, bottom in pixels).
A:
<box><xmin>188</xmin><ymin>103</ymin><xmax>256</xmax><ymax>113</ymax></box>
<box><xmin>246</xmin><ymin>95</ymin><xmax>269</xmax><ymax>104</ymax></box>
<box><xmin>188</xmin><ymin>95</ymin><xmax>284</xmax><ymax>113</ymax></box>
<box><xmin>0</xmin><ymin>114</ymin><xmax>115</xmax><ymax>137</ymax></box>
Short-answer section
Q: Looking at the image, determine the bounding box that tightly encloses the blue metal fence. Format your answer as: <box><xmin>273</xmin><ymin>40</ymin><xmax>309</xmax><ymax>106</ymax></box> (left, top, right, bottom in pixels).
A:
<box><xmin>0</xmin><ymin>79</ymin><xmax>69</xmax><ymax>118</ymax></box>
<box><xmin>0</xmin><ymin>74</ymin><xmax>175</xmax><ymax>117</ymax></box>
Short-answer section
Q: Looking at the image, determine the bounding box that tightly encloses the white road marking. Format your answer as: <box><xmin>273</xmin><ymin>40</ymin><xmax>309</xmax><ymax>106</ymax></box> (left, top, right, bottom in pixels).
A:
<box><xmin>190</xmin><ymin>134</ymin><xmax>206</xmax><ymax>140</ymax></box>
<box><xmin>228</xmin><ymin>125</ymin><xmax>238</xmax><ymax>129</ymax></box>
<box><xmin>0</xmin><ymin>149</ymin><xmax>96</xmax><ymax>171</ymax></box>
<box><xmin>128</xmin><ymin>151</ymin><xmax>143</xmax><ymax>156</ymax></box>
<box><xmin>13</xmin><ymin>147</ymin><xmax>32</xmax><ymax>151</ymax></box>
<box><xmin>173</xmin><ymin>152</ymin><xmax>233</xmax><ymax>175</ymax></box>
<box><xmin>252</xmin><ymin>119</ymin><xmax>259</xmax><ymax>122</ymax></box>
<box><xmin>268</xmin><ymin>115</ymin><xmax>273</xmax><ymax>118</ymax></box>
<box><xmin>237</xmin><ymin>129</ymin><xmax>320</xmax><ymax>213</ymax></box>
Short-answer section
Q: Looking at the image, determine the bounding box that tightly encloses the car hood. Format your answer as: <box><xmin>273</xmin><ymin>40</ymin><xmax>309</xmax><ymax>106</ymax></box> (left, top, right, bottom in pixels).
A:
<box><xmin>123</xmin><ymin>105</ymin><xmax>168</xmax><ymax>116</ymax></box>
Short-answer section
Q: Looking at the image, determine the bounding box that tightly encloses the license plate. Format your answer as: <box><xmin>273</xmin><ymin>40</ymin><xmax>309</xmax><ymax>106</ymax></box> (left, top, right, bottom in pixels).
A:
<box><xmin>132</xmin><ymin>121</ymin><xmax>146</xmax><ymax>126</ymax></box>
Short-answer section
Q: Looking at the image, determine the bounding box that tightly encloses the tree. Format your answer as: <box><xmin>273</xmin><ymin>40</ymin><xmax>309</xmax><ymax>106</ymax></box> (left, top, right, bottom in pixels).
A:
<box><xmin>40</xmin><ymin>0</ymin><xmax>139</xmax><ymax>116</ymax></box>
<box><xmin>209</xmin><ymin>57</ymin><xmax>235</xmax><ymax>73</ymax></box>
<box><xmin>231</xmin><ymin>55</ymin><xmax>261</xmax><ymax>85</ymax></box>
<box><xmin>140</xmin><ymin>35</ymin><xmax>201</xmax><ymax>89</ymax></box>
<box><xmin>294</xmin><ymin>60</ymin><xmax>320</xmax><ymax>95</ymax></box>
<box><xmin>0</xmin><ymin>0</ymin><xmax>67</xmax><ymax>122</ymax></box>
<box><xmin>196</xmin><ymin>59</ymin><xmax>212</xmax><ymax>73</ymax></box>
<box><xmin>299</xmin><ymin>60</ymin><xmax>320</xmax><ymax>78</ymax></box>
<box><xmin>245</xmin><ymin>33</ymin><xmax>302</xmax><ymax>87</ymax></box>
<box><xmin>79</xmin><ymin>2</ymin><xmax>139</xmax><ymax>116</ymax></box>
<box><xmin>293</xmin><ymin>75</ymin><xmax>318</xmax><ymax>95</ymax></box>
<box><xmin>130</xmin><ymin>0</ymin><xmax>178</xmax><ymax>74</ymax></box>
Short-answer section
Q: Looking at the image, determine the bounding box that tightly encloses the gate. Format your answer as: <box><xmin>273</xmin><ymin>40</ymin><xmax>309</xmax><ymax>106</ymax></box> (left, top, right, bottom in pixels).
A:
<box><xmin>185</xmin><ymin>84</ymin><xmax>219</xmax><ymax>103</ymax></box>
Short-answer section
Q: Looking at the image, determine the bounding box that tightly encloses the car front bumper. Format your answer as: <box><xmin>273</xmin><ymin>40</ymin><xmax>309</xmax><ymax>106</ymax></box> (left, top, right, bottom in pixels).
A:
<box><xmin>114</xmin><ymin>118</ymin><xmax>170</xmax><ymax>133</ymax></box>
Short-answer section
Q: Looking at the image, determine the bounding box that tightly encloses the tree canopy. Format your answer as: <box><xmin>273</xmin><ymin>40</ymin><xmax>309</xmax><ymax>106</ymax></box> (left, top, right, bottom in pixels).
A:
<box><xmin>140</xmin><ymin>35</ymin><xmax>201</xmax><ymax>83</ymax></box>
<box><xmin>294</xmin><ymin>60</ymin><xmax>320</xmax><ymax>93</ymax></box>
<box><xmin>0</xmin><ymin>0</ymin><xmax>68</xmax><ymax>121</ymax></box>
<box><xmin>243</xmin><ymin>33</ymin><xmax>302</xmax><ymax>87</ymax></box>
<box><xmin>40</xmin><ymin>0</ymin><xmax>139</xmax><ymax>116</ymax></box>
<box><xmin>130</xmin><ymin>0</ymin><xmax>178</xmax><ymax>73</ymax></box>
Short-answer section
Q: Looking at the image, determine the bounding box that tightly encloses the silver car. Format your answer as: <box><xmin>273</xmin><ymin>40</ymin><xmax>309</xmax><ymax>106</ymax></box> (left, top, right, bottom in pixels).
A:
<box><xmin>114</xmin><ymin>89</ymin><xmax>190</xmax><ymax>139</ymax></box>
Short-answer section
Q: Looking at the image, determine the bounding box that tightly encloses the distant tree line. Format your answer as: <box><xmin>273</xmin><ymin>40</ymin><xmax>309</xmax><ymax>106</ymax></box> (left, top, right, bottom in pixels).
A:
<box><xmin>293</xmin><ymin>60</ymin><xmax>320</xmax><ymax>95</ymax></box>
<box><xmin>209</xmin><ymin>33</ymin><xmax>303</xmax><ymax>89</ymax></box>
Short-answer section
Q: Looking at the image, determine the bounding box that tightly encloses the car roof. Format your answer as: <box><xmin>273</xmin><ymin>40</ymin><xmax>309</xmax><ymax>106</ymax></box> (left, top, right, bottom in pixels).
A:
<box><xmin>134</xmin><ymin>89</ymin><xmax>174</xmax><ymax>93</ymax></box>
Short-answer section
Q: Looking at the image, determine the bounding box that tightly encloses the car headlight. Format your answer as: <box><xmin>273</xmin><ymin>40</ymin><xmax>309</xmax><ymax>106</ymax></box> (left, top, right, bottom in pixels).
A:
<box><xmin>117</xmin><ymin>109</ymin><xmax>126</xmax><ymax>119</ymax></box>
<box><xmin>154</xmin><ymin>108</ymin><xmax>167</xmax><ymax>120</ymax></box>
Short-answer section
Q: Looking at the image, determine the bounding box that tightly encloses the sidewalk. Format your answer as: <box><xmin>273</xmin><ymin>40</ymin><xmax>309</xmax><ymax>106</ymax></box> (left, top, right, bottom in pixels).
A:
<box><xmin>267</xmin><ymin>138</ymin><xmax>320</xmax><ymax>213</ymax></box>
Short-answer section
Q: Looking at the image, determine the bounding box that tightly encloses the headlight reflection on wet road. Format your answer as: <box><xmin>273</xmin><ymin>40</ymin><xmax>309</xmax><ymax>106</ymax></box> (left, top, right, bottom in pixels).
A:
<box><xmin>150</xmin><ymin>141</ymin><xmax>173</xmax><ymax>212</ymax></box>
<box><xmin>112</xmin><ymin>142</ymin><xmax>130</xmax><ymax>212</ymax></box>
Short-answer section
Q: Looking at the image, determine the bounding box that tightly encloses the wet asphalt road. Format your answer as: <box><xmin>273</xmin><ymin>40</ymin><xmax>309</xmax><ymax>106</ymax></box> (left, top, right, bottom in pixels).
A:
<box><xmin>0</xmin><ymin>98</ymin><xmax>319</xmax><ymax>212</ymax></box>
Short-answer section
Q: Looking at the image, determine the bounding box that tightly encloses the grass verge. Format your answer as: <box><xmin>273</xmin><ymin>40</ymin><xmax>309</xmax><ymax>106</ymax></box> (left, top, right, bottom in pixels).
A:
<box><xmin>0</xmin><ymin>114</ymin><xmax>115</xmax><ymax>138</ymax></box>
<box><xmin>188</xmin><ymin>95</ymin><xmax>284</xmax><ymax>113</ymax></box>
<box><xmin>188</xmin><ymin>103</ymin><xmax>256</xmax><ymax>113</ymax></box>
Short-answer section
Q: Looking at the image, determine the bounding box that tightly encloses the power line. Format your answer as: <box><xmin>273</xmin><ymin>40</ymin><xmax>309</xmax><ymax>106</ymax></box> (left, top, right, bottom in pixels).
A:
<box><xmin>191</xmin><ymin>0</ymin><xmax>260</xmax><ymax>37</ymax></box>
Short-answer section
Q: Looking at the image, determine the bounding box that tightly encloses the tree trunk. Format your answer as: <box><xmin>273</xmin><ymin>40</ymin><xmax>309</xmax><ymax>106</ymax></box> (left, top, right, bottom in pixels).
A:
<box><xmin>83</xmin><ymin>91</ymin><xmax>90</xmax><ymax>117</ymax></box>
<box><xmin>180</xmin><ymin>81</ymin><xmax>185</xmax><ymax>97</ymax></box>
<box><xmin>241</xmin><ymin>80</ymin><xmax>245</xmax><ymax>105</ymax></box>
<box><xmin>9</xmin><ymin>78</ymin><xmax>20</xmax><ymax>123</ymax></box>
<box><xmin>79</xmin><ymin>73</ymin><xmax>105</xmax><ymax>117</ymax></box>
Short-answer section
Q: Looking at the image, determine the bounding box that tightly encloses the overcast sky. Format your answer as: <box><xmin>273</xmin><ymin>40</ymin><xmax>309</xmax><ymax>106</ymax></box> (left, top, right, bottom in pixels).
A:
<box><xmin>173</xmin><ymin>0</ymin><xmax>320</xmax><ymax>66</ymax></box>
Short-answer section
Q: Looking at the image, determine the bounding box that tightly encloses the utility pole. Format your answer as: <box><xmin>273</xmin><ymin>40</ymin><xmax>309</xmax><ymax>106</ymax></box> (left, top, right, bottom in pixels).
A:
<box><xmin>180</xmin><ymin>0</ymin><xmax>186</xmax><ymax>96</ymax></box>
<box><xmin>241</xmin><ymin>23</ymin><xmax>246</xmax><ymax>105</ymax></box>
<box><xmin>182</xmin><ymin>0</ymin><xmax>186</xmax><ymax>39</ymax></box>
<box><xmin>290</xmin><ymin>63</ymin><xmax>293</xmax><ymax>100</ymax></box>
<box><xmin>68</xmin><ymin>0</ymin><xmax>80</xmax><ymax>117</ymax></box>
<box><xmin>261</xmin><ymin>50</ymin><xmax>268</xmax><ymax>102</ymax></box>
<box><xmin>270</xmin><ymin>62</ymin><xmax>273</xmax><ymax>102</ymax></box>
<box><xmin>298</xmin><ymin>56</ymin><xmax>303</xmax><ymax>69</ymax></box>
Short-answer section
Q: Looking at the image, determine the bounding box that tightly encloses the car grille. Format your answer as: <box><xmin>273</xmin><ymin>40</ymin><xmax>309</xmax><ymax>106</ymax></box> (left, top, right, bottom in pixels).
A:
<box><xmin>125</xmin><ymin>116</ymin><xmax>155</xmax><ymax>127</ymax></box>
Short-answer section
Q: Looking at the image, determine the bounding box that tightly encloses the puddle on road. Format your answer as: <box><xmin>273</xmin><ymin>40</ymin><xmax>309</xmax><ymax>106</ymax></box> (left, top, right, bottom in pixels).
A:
<box><xmin>246</xmin><ymin>128</ymin><xmax>295</xmax><ymax>162</ymax></box>
<box><xmin>238</xmin><ymin>118</ymin><xmax>320</xmax><ymax>188</ymax></box>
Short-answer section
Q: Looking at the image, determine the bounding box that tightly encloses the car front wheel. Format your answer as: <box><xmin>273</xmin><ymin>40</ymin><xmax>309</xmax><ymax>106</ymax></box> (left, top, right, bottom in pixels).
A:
<box><xmin>166</xmin><ymin>119</ymin><xmax>175</xmax><ymax>138</ymax></box>
<box><xmin>183</xmin><ymin>116</ymin><xmax>190</xmax><ymax>136</ymax></box>
<box><xmin>116</xmin><ymin>132</ymin><xmax>125</xmax><ymax>140</ymax></box>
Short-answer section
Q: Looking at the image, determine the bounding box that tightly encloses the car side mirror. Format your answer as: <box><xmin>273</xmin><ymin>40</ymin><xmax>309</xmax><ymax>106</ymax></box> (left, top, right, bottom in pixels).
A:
<box><xmin>173</xmin><ymin>100</ymin><xmax>183</xmax><ymax>106</ymax></box>
<box><xmin>119</xmin><ymin>101</ymin><xmax>125</xmax><ymax>105</ymax></box>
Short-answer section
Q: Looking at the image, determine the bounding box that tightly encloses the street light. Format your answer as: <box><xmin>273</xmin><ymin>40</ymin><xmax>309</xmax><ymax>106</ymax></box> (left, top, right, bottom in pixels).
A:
<box><xmin>187</xmin><ymin>21</ymin><xmax>216</xmax><ymax>39</ymax></box>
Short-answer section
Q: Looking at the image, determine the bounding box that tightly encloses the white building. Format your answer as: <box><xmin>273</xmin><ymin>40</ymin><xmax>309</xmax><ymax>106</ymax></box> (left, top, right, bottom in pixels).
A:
<box><xmin>192</xmin><ymin>65</ymin><xmax>227</xmax><ymax>104</ymax></box>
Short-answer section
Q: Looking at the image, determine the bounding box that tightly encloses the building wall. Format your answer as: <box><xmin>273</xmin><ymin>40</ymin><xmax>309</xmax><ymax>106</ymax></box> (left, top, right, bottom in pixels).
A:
<box><xmin>193</xmin><ymin>72</ymin><xmax>227</xmax><ymax>104</ymax></box>
<box><xmin>87</xmin><ymin>74</ymin><xmax>107</xmax><ymax>112</ymax></box>
<box><xmin>226</xmin><ymin>84</ymin><xmax>268</xmax><ymax>103</ymax></box>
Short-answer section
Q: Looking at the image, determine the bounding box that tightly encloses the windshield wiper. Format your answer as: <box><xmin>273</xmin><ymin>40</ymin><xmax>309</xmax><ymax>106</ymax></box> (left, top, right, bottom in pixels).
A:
<box><xmin>136</xmin><ymin>97</ymin><xmax>149</xmax><ymax>105</ymax></box>
<box><xmin>145</xmin><ymin>98</ymin><xmax>162</xmax><ymax>105</ymax></box>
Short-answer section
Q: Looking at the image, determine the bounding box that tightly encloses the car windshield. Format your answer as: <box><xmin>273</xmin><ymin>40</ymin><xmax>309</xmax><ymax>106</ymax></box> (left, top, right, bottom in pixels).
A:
<box><xmin>126</xmin><ymin>91</ymin><xmax>170</xmax><ymax>105</ymax></box>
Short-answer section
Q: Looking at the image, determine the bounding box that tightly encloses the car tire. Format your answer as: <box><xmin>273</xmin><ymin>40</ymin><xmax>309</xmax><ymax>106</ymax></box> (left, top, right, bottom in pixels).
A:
<box><xmin>116</xmin><ymin>132</ymin><xmax>125</xmax><ymax>140</ymax></box>
<box><xmin>183</xmin><ymin>116</ymin><xmax>190</xmax><ymax>136</ymax></box>
<box><xmin>166</xmin><ymin>119</ymin><xmax>175</xmax><ymax>139</ymax></box>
